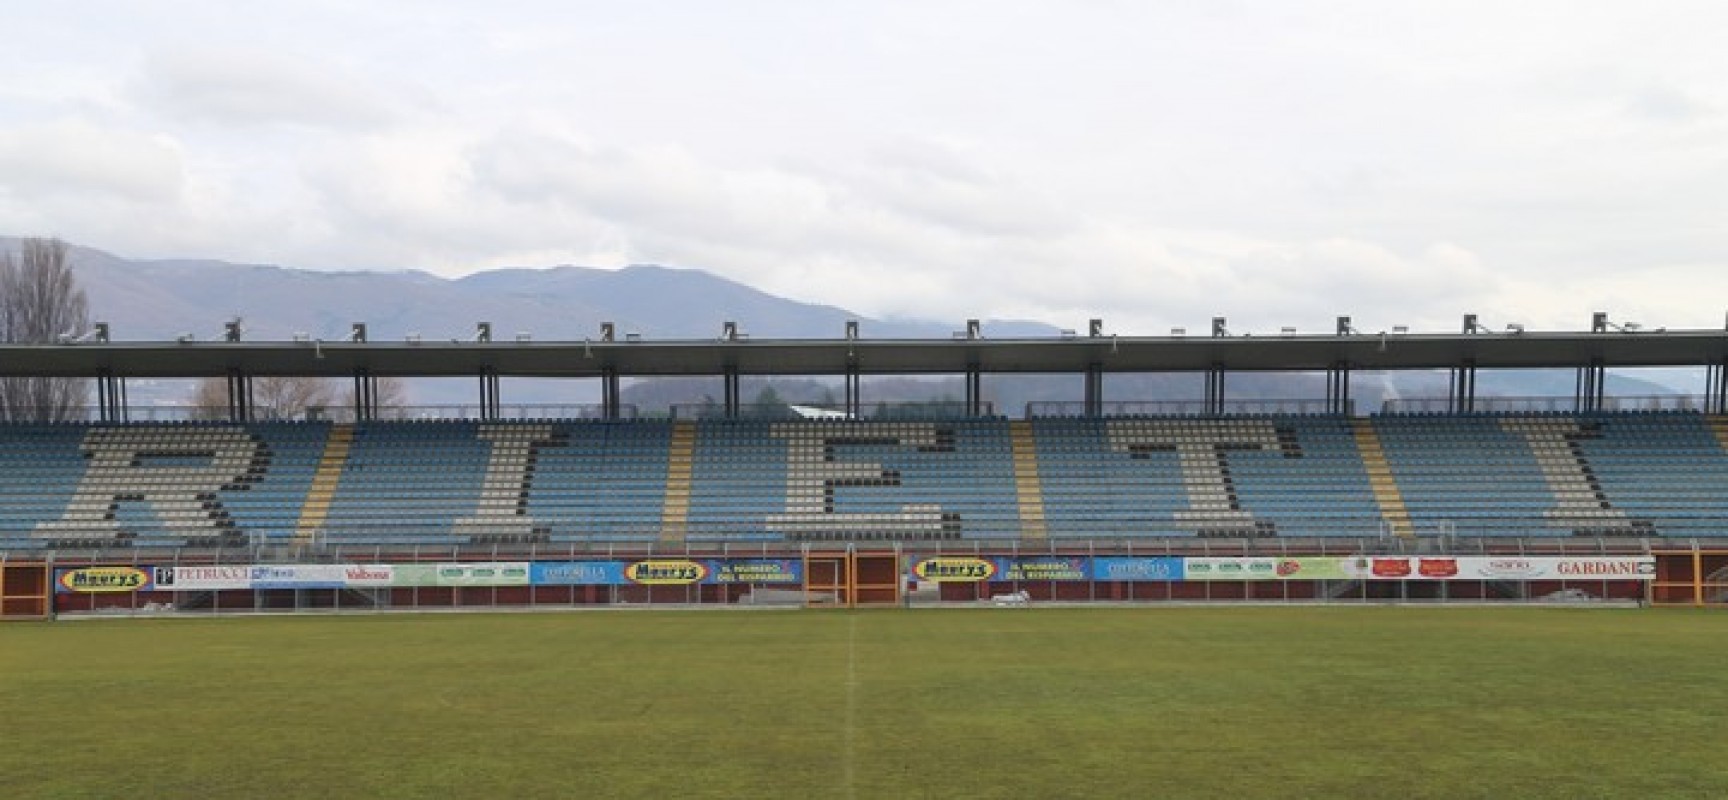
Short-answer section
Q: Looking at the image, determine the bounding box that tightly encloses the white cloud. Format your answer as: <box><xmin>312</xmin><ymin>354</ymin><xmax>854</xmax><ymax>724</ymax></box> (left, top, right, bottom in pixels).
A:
<box><xmin>0</xmin><ymin>121</ymin><xmax>184</xmax><ymax>203</ymax></box>
<box><xmin>136</xmin><ymin>47</ymin><xmax>401</xmax><ymax>130</ymax></box>
<box><xmin>1</xmin><ymin>1</ymin><xmax>1727</xmax><ymax>336</ymax></box>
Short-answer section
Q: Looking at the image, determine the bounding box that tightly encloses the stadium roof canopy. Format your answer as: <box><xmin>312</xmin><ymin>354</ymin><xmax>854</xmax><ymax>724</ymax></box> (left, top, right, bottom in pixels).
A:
<box><xmin>1</xmin><ymin>328</ymin><xmax>1725</xmax><ymax>379</ymax></box>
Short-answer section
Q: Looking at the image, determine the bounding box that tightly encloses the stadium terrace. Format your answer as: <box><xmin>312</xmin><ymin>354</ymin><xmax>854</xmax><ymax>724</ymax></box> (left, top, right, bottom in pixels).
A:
<box><xmin>4</xmin><ymin>313</ymin><xmax>1728</xmax><ymax>618</ymax></box>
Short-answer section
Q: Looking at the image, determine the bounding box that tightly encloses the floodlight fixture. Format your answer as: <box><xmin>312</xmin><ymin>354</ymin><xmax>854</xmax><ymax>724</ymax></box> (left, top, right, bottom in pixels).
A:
<box><xmin>1089</xmin><ymin>319</ymin><xmax>1104</xmax><ymax>337</ymax></box>
<box><xmin>1211</xmin><ymin>317</ymin><xmax>1228</xmax><ymax>337</ymax></box>
<box><xmin>1336</xmin><ymin>316</ymin><xmax>1354</xmax><ymax>336</ymax></box>
<box><xmin>475</xmin><ymin>322</ymin><xmax>492</xmax><ymax>342</ymax></box>
<box><xmin>349</xmin><ymin>323</ymin><xmax>367</xmax><ymax>343</ymax></box>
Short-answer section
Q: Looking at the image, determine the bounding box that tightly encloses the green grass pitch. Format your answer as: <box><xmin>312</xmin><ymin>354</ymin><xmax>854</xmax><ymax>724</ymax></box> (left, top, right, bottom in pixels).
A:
<box><xmin>3</xmin><ymin>607</ymin><xmax>1726</xmax><ymax>799</ymax></box>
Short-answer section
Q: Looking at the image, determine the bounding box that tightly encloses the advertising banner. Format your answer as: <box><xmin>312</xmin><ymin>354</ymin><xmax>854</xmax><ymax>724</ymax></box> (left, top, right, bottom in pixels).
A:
<box><xmin>246</xmin><ymin>564</ymin><xmax>349</xmax><ymax>590</ymax></box>
<box><xmin>531</xmin><ymin>561</ymin><xmax>628</xmax><ymax>586</ymax></box>
<box><xmin>151</xmin><ymin>565</ymin><xmax>253</xmax><ymax>591</ymax></box>
<box><xmin>528</xmin><ymin>559</ymin><xmax>804</xmax><ymax>586</ymax></box>
<box><xmin>54</xmin><ymin>566</ymin><xmax>156</xmax><ymax>593</ymax></box>
<box><xmin>1339</xmin><ymin>556</ymin><xmax>1656</xmax><ymax>581</ymax></box>
<box><xmin>340</xmin><ymin>565</ymin><xmax>395</xmax><ymax>587</ymax></box>
<box><xmin>1184</xmin><ymin>557</ymin><xmax>1352</xmax><ymax>581</ymax></box>
<box><xmin>1088</xmin><ymin>556</ymin><xmax>1185</xmax><ymax>581</ymax></box>
<box><xmin>623</xmin><ymin>560</ymin><xmax>710</xmax><ymax>585</ymax></box>
<box><xmin>708</xmin><ymin>559</ymin><xmax>802</xmax><ymax>584</ymax></box>
<box><xmin>912</xmin><ymin>557</ymin><xmax>998</xmax><ymax>582</ymax></box>
<box><xmin>385</xmin><ymin>563</ymin><xmax>530</xmax><ymax>587</ymax></box>
<box><xmin>432</xmin><ymin>562</ymin><xmax>531</xmax><ymax>586</ymax></box>
<box><xmin>989</xmin><ymin>556</ymin><xmax>1089</xmax><ymax>581</ymax></box>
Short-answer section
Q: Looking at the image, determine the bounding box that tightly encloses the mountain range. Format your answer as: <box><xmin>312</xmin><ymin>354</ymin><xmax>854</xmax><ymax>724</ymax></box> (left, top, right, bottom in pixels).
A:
<box><xmin>3</xmin><ymin>237</ymin><xmax>1688</xmax><ymax>412</ymax></box>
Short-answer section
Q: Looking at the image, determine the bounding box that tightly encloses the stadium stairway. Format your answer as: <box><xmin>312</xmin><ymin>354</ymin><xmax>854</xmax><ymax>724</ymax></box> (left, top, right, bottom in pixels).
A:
<box><xmin>659</xmin><ymin>420</ymin><xmax>696</xmax><ymax>544</ymax></box>
<box><xmin>1350</xmin><ymin>418</ymin><xmax>1414</xmax><ymax>538</ymax></box>
<box><xmin>1710</xmin><ymin>415</ymin><xmax>1728</xmax><ymax>453</ymax></box>
<box><xmin>1009</xmin><ymin>420</ymin><xmax>1048</xmax><ymax>540</ymax></box>
<box><xmin>295</xmin><ymin>423</ymin><xmax>354</xmax><ymax>546</ymax></box>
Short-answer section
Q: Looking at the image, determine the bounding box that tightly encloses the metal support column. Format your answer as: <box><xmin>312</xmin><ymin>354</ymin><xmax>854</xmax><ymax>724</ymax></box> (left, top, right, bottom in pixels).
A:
<box><xmin>478</xmin><ymin>367</ymin><xmax>500</xmax><ymax>421</ymax></box>
<box><xmin>965</xmin><ymin>364</ymin><xmax>982</xmax><ymax>417</ymax></box>
<box><xmin>1325</xmin><ymin>361</ymin><xmax>1352</xmax><ymax>415</ymax></box>
<box><xmin>96</xmin><ymin>369</ymin><xmax>127</xmax><ymax>423</ymax></box>
<box><xmin>226</xmin><ymin>369</ymin><xmax>252</xmax><ymax>422</ymax></box>
<box><xmin>1576</xmin><ymin>357</ymin><xmax>1606</xmax><ymax>413</ymax></box>
<box><xmin>352</xmin><ymin>369</ymin><xmax>378</xmax><ymax>422</ymax></box>
<box><xmin>844</xmin><ymin>367</ymin><xmax>861</xmax><ymax>418</ymax></box>
<box><xmin>1448</xmin><ymin>360</ymin><xmax>1477</xmax><ymax>413</ymax></box>
<box><xmin>1204</xmin><ymin>363</ymin><xmax>1226</xmax><ymax>416</ymax></box>
<box><xmin>1705</xmin><ymin>359</ymin><xmax>1728</xmax><ymax>415</ymax></box>
<box><xmin>602</xmin><ymin>367</ymin><xmax>621</xmax><ymax>420</ymax></box>
<box><xmin>723</xmin><ymin>367</ymin><xmax>740</xmax><ymax>418</ymax></box>
<box><xmin>1083</xmin><ymin>363</ymin><xmax>1104</xmax><ymax>417</ymax></box>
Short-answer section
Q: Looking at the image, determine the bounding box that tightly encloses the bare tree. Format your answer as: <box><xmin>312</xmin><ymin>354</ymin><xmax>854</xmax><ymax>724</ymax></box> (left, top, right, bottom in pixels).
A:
<box><xmin>190</xmin><ymin>376</ymin><xmax>336</xmax><ymax>420</ymax></box>
<box><xmin>190</xmin><ymin>375</ymin><xmax>408</xmax><ymax>420</ymax></box>
<box><xmin>0</xmin><ymin>238</ymin><xmax>90</xmax><ymax>421</ymax></box>
<box><xmin>345</xmin><ymin>376</ymin><xmax>410</xmax><ymax>419</ymax></box>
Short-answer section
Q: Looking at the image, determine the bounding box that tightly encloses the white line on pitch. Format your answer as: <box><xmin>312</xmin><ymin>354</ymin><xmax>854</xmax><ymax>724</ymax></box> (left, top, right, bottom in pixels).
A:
<box><xmin>844</xmin><ymin>612</ymin><xmax>858</xmax><ymax>800</ymax></box>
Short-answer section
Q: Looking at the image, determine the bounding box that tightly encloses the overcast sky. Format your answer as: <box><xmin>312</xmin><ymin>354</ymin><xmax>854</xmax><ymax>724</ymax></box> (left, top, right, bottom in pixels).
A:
<box><xmin>2</xmin><ymin>1</ymin><xmax>1725</xmax><ymax>335</ymax></box>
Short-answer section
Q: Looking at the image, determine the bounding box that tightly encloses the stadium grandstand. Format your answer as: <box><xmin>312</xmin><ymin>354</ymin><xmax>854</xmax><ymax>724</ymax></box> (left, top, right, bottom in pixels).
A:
<box><xmin>5</xmin><ymin>313</ymin><xmax>1728</xmax><ymax>617</ymax></box>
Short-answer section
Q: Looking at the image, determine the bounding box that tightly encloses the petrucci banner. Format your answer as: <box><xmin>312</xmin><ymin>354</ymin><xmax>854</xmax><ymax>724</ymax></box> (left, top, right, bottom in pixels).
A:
<box><xmin>152</xmin><ymin>565</ymin><xmax>254</xmax><ymax>591</ymax></box>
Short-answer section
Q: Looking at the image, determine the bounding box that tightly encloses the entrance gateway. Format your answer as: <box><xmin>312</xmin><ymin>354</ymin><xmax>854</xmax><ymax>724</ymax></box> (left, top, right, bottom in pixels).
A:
<box><xmin>802</xmin><ymin>547</ymin><xmax>900</xmax><ymax>608</ymax></box>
